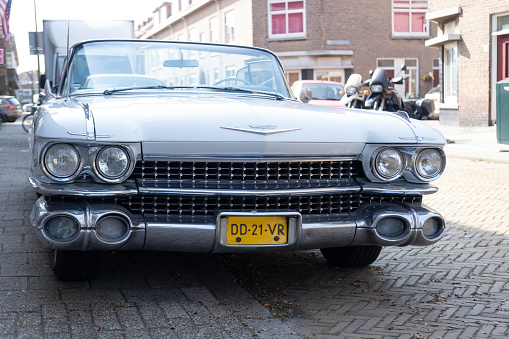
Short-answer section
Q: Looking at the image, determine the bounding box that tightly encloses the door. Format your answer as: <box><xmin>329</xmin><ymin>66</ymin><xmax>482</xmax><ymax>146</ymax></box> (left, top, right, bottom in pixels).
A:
<box><xmin>497</xmin><ymin>34</ymin><xmax>509</xmax><ymax>81</ymax></box>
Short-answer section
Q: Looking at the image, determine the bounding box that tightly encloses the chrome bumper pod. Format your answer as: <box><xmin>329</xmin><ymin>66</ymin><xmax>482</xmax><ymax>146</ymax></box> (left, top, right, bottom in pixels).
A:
<box><xmin>30</xmin><ymin>196</ymin><xmax>445</xmax><ymax>252</ymax></box>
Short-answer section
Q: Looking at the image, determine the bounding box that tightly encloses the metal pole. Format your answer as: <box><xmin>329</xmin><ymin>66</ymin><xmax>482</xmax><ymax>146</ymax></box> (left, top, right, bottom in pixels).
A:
<box><xmin>33</xmin><ymin>0</ymin><xmax>40</xmax><ymax>94</ymax></box>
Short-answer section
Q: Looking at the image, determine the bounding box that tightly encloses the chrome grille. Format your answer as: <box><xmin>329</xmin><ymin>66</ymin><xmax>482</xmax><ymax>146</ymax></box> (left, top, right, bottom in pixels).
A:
<box><xmin>71</xmin><ymin>195</ymin><xmax>421</xmax><ymax>217</ymax></box>
<box><xmin>132</xmin><ymin>160</ymin><xmax>362</xmax><ymax>181</ymax></box>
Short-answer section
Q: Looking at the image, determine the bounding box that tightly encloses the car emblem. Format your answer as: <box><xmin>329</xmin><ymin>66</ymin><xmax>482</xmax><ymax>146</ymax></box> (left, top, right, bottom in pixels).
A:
<box><xmin>221</xmin><ymin>126</ymin><xmax>301</xmax><ymax>135</ymax></box>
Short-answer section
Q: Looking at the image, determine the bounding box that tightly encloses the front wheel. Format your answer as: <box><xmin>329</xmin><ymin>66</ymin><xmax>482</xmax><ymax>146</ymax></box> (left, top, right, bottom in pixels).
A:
<box><xmin>320</xmin><ymin>245</ymin><xmax>382</xmax><ymax>267</ymax></box>
<box><xmin>53</xmin><ymin>250</ymin><xmax>99</xmax><ymax>281</ymax></box>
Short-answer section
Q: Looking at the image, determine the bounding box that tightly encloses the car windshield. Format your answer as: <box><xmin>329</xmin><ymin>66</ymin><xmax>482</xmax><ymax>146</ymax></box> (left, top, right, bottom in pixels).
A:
<box><xmin>304</xmin><ymin>83</ymin><xmax>344</xmax><ymax>100</ymax></box>
<box><xmin>7</xmin><ymin>98</ymin><xmax>20</xmax><ymax>105</ymax></box>
<box><xmin>61</xmin><ymin>40</ymin><xmax>292</xmax><ymax>98</ymax></box>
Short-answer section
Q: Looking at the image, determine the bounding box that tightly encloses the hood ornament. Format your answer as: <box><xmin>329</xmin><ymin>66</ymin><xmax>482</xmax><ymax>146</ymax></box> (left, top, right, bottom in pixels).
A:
<box><xmin>221</xmin><ymin>125</ymin><xmax>301</xmax><ymax>135</ymax></box>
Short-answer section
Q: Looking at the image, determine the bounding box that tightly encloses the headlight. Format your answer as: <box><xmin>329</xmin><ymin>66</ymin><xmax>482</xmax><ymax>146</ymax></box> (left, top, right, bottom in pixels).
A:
<box><xmin>374</xmin><ymin>148</ymin><xmax>405</xmax><ymax>180</ymax></box>
<box><xmin>370</xmin><ymin>84</ymin><xmax>383</xmax><ymax>93</ymax></box>
<box><xmin>346</xmin><ymin>86</ymin><xmax>357</xmax><ymax>95</ymax></box>
<box><xmin>415</xmin><ymin>149</ymin><xmax>444</xmax><ymax>179</ymax></box>
<box><xmin>96</xmin><ymin>146</ymin><xmax>130</xmax><ymax>179</ymax></box>
<box><xmin>44</xmin><ymin>144</ymin><xmax>80</xmax><ymax>178</ymax></box>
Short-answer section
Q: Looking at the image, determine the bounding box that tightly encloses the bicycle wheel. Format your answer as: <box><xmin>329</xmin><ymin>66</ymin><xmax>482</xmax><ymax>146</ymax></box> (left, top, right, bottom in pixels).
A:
<box><xmin>22</xmin><ymin>114</ymin><xmax>33</xmax><ymax>133</ymax></box>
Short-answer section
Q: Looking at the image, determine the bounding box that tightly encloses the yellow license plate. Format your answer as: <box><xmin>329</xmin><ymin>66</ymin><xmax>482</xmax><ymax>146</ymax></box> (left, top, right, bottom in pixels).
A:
<box><xmin>226</xmin><ymin>216</ymin><xmax>288</xmax><ymax>245</ymax></box>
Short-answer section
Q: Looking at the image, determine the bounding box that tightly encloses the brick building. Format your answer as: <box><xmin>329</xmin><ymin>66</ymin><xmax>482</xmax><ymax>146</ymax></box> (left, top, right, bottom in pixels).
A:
<box><xmin>426</xmin><ymin>1</ymin><xmax>509</xmax><ymax>126</ymax></box>
<box><xmin>139</xmin><ymin>0</ymin><xmax>438</xmax><ymax>98</ymax></box>
<box><xmin>0</xmin><ymin>37</ymin><xmax>19</xmax><ymax>96</ymax></box>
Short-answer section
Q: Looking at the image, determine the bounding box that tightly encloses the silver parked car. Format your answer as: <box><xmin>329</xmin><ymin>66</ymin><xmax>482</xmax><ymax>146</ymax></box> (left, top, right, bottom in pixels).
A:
<box><xmin>28</xmin><ymin>40</ymin><xmax>447</xmax><ymax>281</ymax></box>
<box><xmin>0</xmin><ymin>95</ymin><xmax>23</xmax><ymax>122</ymax></box>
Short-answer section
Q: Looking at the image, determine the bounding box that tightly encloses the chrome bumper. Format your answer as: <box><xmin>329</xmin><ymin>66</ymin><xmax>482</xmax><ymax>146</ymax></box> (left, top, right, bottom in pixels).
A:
<box><xmin>30</xmin><ymin>196</ymin><xmax>445</xmax><ymax>252</ymax></box>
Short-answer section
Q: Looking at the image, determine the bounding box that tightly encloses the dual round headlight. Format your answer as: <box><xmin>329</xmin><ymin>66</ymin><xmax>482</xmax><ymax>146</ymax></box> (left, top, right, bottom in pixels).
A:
<box><xmin>43</xmin><ymin>144</ymin><xmax>131</xmax><ymax>181</ymax></box>
<box><xmin>95</xmin><ymin>146</ymin><xmax>130</xmax><ymax>179</ymax></box>
<box><xmin>44</xmin><ymin>144</ymin><xmax>80</xmax><ymax>178</ymax></box>
<box><xmin>374</xmin><ymin>148</ymin><xmax>405</xmax><ymax>180</ymax></box>
<box><xmin>415</xmin><ymin>149</ymin><xmax>444</xmax><ymax>179</ymax></box>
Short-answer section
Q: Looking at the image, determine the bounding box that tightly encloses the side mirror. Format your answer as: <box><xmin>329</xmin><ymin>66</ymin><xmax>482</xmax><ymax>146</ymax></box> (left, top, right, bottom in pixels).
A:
<box><xmin>400</xmin><ymin>64</ymin><xmax>407</xmax><ymax>71</ymax></box>
<box><xmin>300</xmin><ymin>88</ymin><xmax>312</xmax><ymax>103</ymax></box>
<box><xmin>369</xmin><ymin>70</ymin><xmax>374</xmax><ymax>76</ymax></box>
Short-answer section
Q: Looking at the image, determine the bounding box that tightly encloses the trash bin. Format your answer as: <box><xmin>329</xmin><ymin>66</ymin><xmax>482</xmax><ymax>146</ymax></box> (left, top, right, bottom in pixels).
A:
<box><xmin>496</xmin><ymin>79</ymin><xmax>509</xmax><ymax>145</ymax></box>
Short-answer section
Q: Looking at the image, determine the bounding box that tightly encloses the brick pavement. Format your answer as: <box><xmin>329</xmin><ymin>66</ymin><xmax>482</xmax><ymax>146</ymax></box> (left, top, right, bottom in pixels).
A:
<box><xmin>0</xmin><ymin>120</ymin><xmax>298</xmax><ymax>339</ymax></box>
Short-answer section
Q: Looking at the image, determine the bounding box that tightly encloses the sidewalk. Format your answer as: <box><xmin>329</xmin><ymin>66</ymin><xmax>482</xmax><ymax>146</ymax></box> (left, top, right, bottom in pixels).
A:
<box><xmin>424</xmin><ymin>120</ymin><xmax>509</xmax><ymax>163</ymax></box>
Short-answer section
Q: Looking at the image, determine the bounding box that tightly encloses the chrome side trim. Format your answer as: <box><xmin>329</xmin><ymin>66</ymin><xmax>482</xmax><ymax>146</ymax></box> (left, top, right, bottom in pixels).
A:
<box><xmin>357</xmin><ymin>179</ymin><xmax>437</xmax><ymax>195</ymax></box>
<box><xmin>137</xmin><ymin>179</ymin><xmax>361</xmax><ymax>196</ymax></box>
<box><xmin>142</xmin><ymin>155</ymin><xmax>358</xmax><ymax>162</ymax></box>
<box><xmin>29</xmin><ymin>176</ymin><xmax>138</xmax><ymax>197</ymax></box>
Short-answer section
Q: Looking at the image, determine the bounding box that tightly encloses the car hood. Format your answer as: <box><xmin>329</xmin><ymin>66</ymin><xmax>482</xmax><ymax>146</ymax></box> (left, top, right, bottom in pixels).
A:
<box><xmin>36</xmin><ymin>93</ymin><xmax>446</xmax><ymax>157</ymax></box>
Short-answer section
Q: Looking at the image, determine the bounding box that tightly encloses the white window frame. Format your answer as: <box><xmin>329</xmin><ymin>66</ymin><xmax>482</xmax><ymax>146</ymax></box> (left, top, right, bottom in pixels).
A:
<box><xmin>444</xmin><ymin>42</ymin><xmax>459</xmax><ymax>104</ymax></box>
<box><xmin>210</xmin><ymin>17</ymin><xmax>219</xmax><ymax>43</ymax></box>
<box><xmin>225</xmin><ymin>10</ymin><xmax>235</xmax><ymax>44</ymax></box>
<box><xmin>392</xmin><ymin>0</ymin><xmax>429</xmax><ymax>37</ymax></box>
<box><xmin>268</xmin><ymin>0</ymin><xmax>306</xmax><ymax>40</ymax></box>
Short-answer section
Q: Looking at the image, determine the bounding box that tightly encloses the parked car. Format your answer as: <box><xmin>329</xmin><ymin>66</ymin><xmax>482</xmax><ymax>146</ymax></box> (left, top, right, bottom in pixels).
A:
<box><xmin>0</xmin><ymin>96</ymin><xmax>23</xmax><ymax>122</ymax></box>
<box><xmin>28</xmin><ymin>39</ymin><xmax>447</xmax><ymax>281</ymax></box>
<box><xmin>291</xmin><ymin>80</ymin><xmax>345</xmax><ymax>107</ymax></box>
<box><xmin>424</xmin><ymin>85</ymin><xmax>440</xmax><ymax>119</ymax></box>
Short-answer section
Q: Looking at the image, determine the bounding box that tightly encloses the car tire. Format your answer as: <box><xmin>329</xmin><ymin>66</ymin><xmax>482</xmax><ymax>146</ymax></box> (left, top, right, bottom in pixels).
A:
<box><xmin>53</xmin><ymin>250</ymin><xmax>99</xmax><ymax>281</ymax></box>
<box><xmin>320</xmin><ymin>245</ymin><xmax>382</xmax><ymax>267</ymax></box>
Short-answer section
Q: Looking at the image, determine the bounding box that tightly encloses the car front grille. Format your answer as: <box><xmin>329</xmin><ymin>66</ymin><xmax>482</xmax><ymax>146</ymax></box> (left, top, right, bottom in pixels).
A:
<box><xmin>132</xmin><ymin>160</ymin><xmax>362</xmax><ymax>181</ymax></box>
<box><xmin>48</xmin><ymin>159</ymin><xmax>422</xmax><ymax>217</ymax></box>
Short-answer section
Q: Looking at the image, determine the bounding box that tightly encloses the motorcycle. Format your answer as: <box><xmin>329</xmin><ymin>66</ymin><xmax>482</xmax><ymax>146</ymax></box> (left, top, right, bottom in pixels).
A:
<box><xmin>364</xmin><ymin>66</ymin><xmax>406</xmax><ymax>112</ymax></box>
<box><xmin>363</xmin><ymin>65</ymin><xmax>435</xmax><ymax>120</ymax></box>
<box><xmin>339</xmin><ymin>74</ymin><xmax>365</xmax><ymax>109</ymax></box>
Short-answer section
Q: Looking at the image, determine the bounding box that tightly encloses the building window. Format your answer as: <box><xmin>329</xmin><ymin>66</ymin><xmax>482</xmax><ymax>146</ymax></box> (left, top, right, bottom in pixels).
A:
<box><xmin>315</xmin><ymin>70</ymin><xmax>343</xmax><ymax>84</ymax></box>
<box><xmin>444</xmin><ymin>43</ymin><xmax>458</xmax><ymax>104</ymax></box>
<box><xmin>225</xmin><ymin>11</ymin><xmax>235</xmax><ymax>44</ymax></box>
<box><xmin>210</xmin><ymin>17</ymin><xmax>219</xmax><ymax>43</ymax></box>
<box><xmin>392</xmin><ymin>0</ymin><xmax>428</xmax><ymax>37</ymax></box>
<box><xmin>268</xmin><ymin>0</ymin><xmax>306</xmax><ymax>39</ymax></box>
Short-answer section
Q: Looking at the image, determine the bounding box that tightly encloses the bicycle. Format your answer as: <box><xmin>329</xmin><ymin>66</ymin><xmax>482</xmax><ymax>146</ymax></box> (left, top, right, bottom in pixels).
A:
<box><xmin>22</xmin><ymin>107</ymin><xmax>36</xmax><ymax>133</ymax></box>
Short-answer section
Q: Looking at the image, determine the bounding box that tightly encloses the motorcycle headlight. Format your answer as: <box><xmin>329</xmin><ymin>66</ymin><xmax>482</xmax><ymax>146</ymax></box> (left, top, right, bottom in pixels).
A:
<box><xmin>373</xmin><ymin>148</ymin><xmax>405</xmax><ymax>180</ymax></box>
<box><xmin>44</xmin><ymin>144</ymin><xmax>80</xmax><ymax>179</ymax></box>
<box><xmin>415</xmin><ymin>149</ymin><xmax>444</xmax><ymax>179</ymax></box>
<box><xmin>346</xmin><ymin>86</ymin><xmax>357</xmax><ymax>95</ymax></box>
<box><xmin>96</xmin><ymin>146</ymin><xmax>130</xmax><ymax>179</ymax></box>
<box><xmin>370</xmin><ymin>84</ymin><xmax>383</xmax><ymax>93</ymax></box>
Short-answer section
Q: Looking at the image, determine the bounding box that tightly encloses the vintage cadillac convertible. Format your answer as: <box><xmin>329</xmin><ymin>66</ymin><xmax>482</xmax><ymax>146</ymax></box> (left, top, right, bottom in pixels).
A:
<box><xmin>28</xmin><ymin>40</ymin><xmax>446</xmax><ymax>281</ymax></box>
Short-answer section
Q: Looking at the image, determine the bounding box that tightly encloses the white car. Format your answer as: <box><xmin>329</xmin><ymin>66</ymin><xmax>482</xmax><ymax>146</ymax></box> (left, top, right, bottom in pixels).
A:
<box><xmin>28</xmin><ymin>40</ymin><xmax>447</xmax><ymax>281</ymax></box>
<box><xmin>424</xmin><ymin>85</ymin><xmax>441</xmax><ymax>119</ymax></box>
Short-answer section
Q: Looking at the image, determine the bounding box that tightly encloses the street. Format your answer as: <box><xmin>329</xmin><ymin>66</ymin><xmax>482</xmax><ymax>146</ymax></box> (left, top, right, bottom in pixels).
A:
<box><xmin>1</xmin><ymin>119</ymin><xmax>509</xmax><ymax>338</ymax></box>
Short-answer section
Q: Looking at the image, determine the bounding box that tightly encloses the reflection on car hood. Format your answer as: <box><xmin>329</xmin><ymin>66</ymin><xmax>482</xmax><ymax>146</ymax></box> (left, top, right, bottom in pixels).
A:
<box><xmin>35</xmin><ymin>93</ymin><xmax>446</xmax><ymax>157</ymax></box>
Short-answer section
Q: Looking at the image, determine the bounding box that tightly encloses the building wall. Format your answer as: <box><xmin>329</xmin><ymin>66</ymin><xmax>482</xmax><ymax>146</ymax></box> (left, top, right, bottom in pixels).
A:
<box><xmin>429</xmin><ymin>0</ymin><xmax>509</xmax><ymax>126</ymax></box>
<box><xmin>253</xmin><ymin>0</ymin><xmax>438</xmax><ymax>96</ymax></box>
<box><xmin>142</xmin><ymin>0</ymin><xmax>253</xmax><ymax>46</ymax></box>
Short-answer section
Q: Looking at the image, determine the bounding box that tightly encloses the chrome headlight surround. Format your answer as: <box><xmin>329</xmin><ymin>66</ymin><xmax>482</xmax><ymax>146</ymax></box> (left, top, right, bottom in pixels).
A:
<box><xmin>42</xmin><ymin>143</ymin><xmax>82</xmax><ymax>182</ymax></box>
<box><xmin>94</xmin><ymin>146</ymin><xmax>132</xmax><ymax>182</ymax></box>
<box><xmin>372</xmin><ymin>147</ymin><xmax>406</xmax><ymax>181</ymax></box>
<box><xmin>412</xmin><ymin>148</ymin><xmax>446</xmax><ymax>181</ymax></box>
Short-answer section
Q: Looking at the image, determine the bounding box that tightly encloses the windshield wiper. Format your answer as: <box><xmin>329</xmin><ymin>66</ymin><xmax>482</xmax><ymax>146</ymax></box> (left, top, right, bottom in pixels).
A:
<box><xmin>103</xmin><ymin>85</ymin><xmax>193</xmax><ymax>95</ymax></box>
<box><xmin>197</xmin><ymin>86</ymin><xmax>285</xmax><ymax>100</ymax></box>
<box><xmin>102</xmin><ymin>85</ymin><xmax>286</xmax><ymax>100</ymax></box>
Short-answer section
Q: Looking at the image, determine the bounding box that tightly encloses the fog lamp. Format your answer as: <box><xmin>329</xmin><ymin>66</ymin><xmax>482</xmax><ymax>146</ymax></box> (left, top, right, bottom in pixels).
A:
<box><xmin>422</xmin><ymin>217</ymin><xmax>443</xmax><ymax>239</ymax></box>
<box><xmin>376</xmin><ymin>217</ymin><xmax>406</xmax><ymax>238</ymax></box>
<box><xmin>96</xmin><ymin>215</ymin><xmax>129</xmax><ymax>241</ymax></box>
<box><xmin>44</xmin><ymin>216</ymin><xmax>80</xmax><ymax>241</ymax></box>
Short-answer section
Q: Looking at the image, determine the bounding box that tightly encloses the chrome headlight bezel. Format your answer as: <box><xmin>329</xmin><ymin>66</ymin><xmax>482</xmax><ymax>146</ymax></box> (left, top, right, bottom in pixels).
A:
<box><xmin>413</xmin><ymin>148</ymin><xmax>446</xmax><ymax>181</ymax></box>
<box><xmin>372</xmin><ymin>147</ymin><xmax>406</xmax><ymax>181</ymax></box>
<box><xmin>94</xmin><ymin>146</ymin><xmax>132</xmax><ymax>181</ymax></box>
<box><xmin>42</xmin><ymin>143</ymin><xmax>82</xmax><ymax>181</ymax></box>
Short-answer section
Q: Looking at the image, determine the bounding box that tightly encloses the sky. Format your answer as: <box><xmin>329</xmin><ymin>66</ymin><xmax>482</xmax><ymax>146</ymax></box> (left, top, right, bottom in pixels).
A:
<box><xmin>10</xmin><ymin>0</ymin><xmax>165</xmax><ymax>73</ymax></box>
